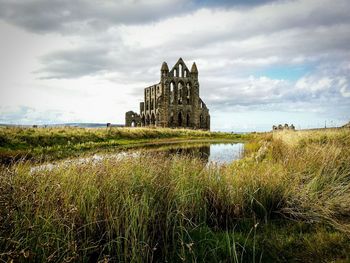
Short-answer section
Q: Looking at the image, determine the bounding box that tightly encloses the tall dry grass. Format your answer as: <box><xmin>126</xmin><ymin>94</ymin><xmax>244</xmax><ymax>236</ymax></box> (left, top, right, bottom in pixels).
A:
<box><xmin>1</xmin><ymin>128</ymin><xmax>350</xmax><ymax>262</ymax></box>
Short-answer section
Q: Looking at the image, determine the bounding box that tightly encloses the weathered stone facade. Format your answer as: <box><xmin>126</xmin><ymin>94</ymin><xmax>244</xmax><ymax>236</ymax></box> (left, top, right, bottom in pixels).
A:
<box><xmin>125</xmin><ymin>58</ymin><xmax>210</xmax><ymax>130</ymax></box>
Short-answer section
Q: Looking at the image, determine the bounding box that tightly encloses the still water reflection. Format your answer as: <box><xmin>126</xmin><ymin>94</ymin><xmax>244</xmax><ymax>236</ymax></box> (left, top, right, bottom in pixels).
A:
<box><xmin>31</xmin><ymin>142</ymin><xmax>244</xmax><ymax>173</ymax></box>
<box><xmin>150</xmin><ymin>143</ymin><xmax>244</xmax><ymax>165</ymax></box>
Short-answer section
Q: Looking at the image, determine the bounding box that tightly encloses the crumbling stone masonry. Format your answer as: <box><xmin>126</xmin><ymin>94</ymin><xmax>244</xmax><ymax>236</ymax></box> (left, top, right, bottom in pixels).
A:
<box><xmin>125</xmin><ymin>111</ymin><xmax>141</xmax><ymax>127</ymax></box>
<box><xmin>125</xmin><ymin>58</ymin><xmax>210</xmax><ymax>130</ymax></box>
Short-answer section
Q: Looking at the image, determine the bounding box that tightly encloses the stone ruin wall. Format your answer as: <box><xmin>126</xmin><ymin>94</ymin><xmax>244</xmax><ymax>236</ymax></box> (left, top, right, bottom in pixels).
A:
<box><xmin>125</xmin><ymin>58</ymin><xmax>210</xmax><ymax>130</ymax></box>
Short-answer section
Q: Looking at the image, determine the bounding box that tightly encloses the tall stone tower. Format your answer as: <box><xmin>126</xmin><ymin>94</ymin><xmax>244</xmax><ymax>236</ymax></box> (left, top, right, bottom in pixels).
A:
<box><xmin>125</xmin><ymin>58</ymin><xmax>210</xmax><ymax>130</ymax></box>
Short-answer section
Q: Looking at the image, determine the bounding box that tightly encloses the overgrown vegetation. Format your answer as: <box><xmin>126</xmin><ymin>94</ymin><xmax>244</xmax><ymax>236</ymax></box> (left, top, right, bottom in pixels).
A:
<box><xmin>1</xmin><ymin>128</ymin><xmax>350</xmax><ymax>262</ymax></box>
<box><xmin>0</xmin><ymin>126</ymin><xmax>244</xmax><ymax>164</ymax></box>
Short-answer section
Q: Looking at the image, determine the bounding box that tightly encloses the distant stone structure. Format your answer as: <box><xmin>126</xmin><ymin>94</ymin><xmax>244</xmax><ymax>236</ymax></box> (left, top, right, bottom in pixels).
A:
<box><xmin>125</xmin><ymin>111</ymin><xmax>141</xmax><ymax>127</ymax></box>
<box><xmin>273</xmin><ymin>123</ymin><xmax>295</xmax><ymax>131</ymax></box>
<box><xmin>125</xmin><ymin>58</ymin><xmax>210</xmax><ymax>130</ymax></box>
<box><xmin>342</xmin><ymin>121</ymin><xmax>350</xmax><ymax>128</ymax></box>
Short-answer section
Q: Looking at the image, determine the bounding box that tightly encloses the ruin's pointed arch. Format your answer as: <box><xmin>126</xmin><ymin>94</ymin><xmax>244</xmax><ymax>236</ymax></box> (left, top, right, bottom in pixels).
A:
<box><xmin>156</xmin><ymin>111</ymin><xmax>160</xmax><ymax>125</ymax></box>
<box><xmin>170</xmin><ymin>81</ymin><xmax>175</xmax><ymax>104</ymax></box>
<box><xmin>177</xmin><ymin>81</ymin><xmax>184</xmax><ymax>104</ymax></box>
<box><xmin>186</xmin><ymin>112</ymin><xmax>190</xmax><ymax>127</ymax></box>
<box><xmin>170</xmin><ymin>111</ymin><xmax>174</xmax><ymax>127</ymax></box>
<box><xmin>151</xmin><ymin>113</ymin><xmax>156</xmax><ymax>125</ymax></box>
<box><xmin>178</xmin><ymin>111</ymin><xmax>183</xmax><ymax>127</ymax></box>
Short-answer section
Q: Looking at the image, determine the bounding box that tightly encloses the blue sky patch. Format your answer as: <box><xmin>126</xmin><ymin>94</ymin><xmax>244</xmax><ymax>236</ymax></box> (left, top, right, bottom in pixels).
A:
<box><xmin>255</xmin><ymin>64</ymin><xmax>314</xmax><ymax>81</ymax></box>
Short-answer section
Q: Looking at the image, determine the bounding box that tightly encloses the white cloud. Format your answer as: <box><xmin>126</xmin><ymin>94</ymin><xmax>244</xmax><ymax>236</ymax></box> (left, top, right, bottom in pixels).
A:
<box><xmin>339</xmin><ymin>77</ymin><xmax>350</xmax><ymax>97</ymax></box>
<box><xmin>296</xmin><ymin>76</ymin><xmax>332</xmax><ymax>92</ymax></box>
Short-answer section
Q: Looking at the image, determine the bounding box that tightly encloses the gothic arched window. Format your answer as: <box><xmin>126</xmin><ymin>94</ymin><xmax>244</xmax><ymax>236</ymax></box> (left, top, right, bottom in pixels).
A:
<box><xmin>170</xmin><ymin>82</ymin><xmax>175</xmax><ymax>104</ymax></box>
<box><xmin>178</xmin><ymin>82</ymin><xmax>183</xmax><ymax>104</ymax></box>
<box><xmin>178</xmin><ymin>112</ymin><xmax>183</xmax><ymax>127</ymax></box>
<box><xmin>186</xmin><ymin>83</ymin><xmax>191</xmax><ymax>104</ymax></box>
<box><xmin>170</xmin><ymin>111</ymin><xmax>174</xmax><ymax>126</ymax></box>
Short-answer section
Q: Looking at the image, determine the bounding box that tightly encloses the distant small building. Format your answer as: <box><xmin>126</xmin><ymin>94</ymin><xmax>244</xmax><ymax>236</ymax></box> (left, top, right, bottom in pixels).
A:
<box><xmin>272</xmin><ymin>124</ymin><xmax>296</xmax><ymax>131</ymax></box>
<box><xmin>342</xmin><ymin>121</ymin><xmax>350</xmax><ymax>128</ymax></box>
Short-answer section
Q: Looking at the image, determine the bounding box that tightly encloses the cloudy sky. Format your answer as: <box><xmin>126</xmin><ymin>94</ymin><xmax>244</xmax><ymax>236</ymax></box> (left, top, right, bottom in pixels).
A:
<box><xmin>0</xmin><ymin>0</ymin><xmax>349</xmax><ymax>131</ymax></box>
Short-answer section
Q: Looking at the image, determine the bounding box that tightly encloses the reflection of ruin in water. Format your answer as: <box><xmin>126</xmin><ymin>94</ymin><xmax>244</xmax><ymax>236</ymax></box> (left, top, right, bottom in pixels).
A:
<box><xmin>31</xmin><ymin>143</ymin><xmax>244</xmax><ymax>173</ymax></box>
<box><xmin>165</xmin><ymin>145</ymin><xmax>210</xmax><ymax>162</ymax></box>
<box><xmin>148</xmin><ymin>143</ymin><xmax>244</xmax><ymax>164</ymax></box>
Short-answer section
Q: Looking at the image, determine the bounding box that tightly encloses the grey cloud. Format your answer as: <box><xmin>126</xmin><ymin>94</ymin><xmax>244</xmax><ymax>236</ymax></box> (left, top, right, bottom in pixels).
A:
<box><xmin>37</xmin><ymin>47</ymin><xmax>115</xmax><ymax>79</ymax></box>
<box><xmin>195</xmin><ymin>0</ymin><xmax>279</xmax><ymax>7</ymax></box>
<box><xmin>5</xmin><ymin>0</ymin><xmax>345</xmax><ymax>36</ymax></box>
<box><xmin>0</xmin><ymin>0</ymin><xmax>85</xmax><ymax>33</ymax></box>
<box><xmin>0</xmin><ymin>0</ymin><xmax>286</xmax><ymax>35</ymax></box>
<box><xmin>141</xmin><ymin>0</ymin><xmax>350</xmax><ymax>54</ymax></box>
<box><xmin>7</xmin><ymin>0</ymin><xmax>350</xmax><ymax>82</ymax></box>
<box><xmin>36</xmin><ymin>44</ymin><xmax>165</xmax><ymax>80</ymax></box>
<box><xmin>0</xmin><ymin>0</ymin><xmax>192</xmax><ymax>34</ymax></box>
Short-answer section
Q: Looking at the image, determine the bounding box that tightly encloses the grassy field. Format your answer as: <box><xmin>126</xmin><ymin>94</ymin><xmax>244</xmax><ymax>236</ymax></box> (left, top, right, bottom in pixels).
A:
<box><xmin>1</xmin><ymin>128</ymin><xmax>350</xmax><ymax>262</ymax></box>
<box><xmin>0</xmin><ymin>126</ymin><xmax>244</xmax><ymax>164</ymax></box>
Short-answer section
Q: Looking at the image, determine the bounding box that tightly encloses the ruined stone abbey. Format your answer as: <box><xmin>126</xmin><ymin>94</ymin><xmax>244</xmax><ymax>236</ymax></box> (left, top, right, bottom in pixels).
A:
<box><xmin>125</xmin><ymin>58</ymin><xmax>210</xmax><ymax>130</ymax></box>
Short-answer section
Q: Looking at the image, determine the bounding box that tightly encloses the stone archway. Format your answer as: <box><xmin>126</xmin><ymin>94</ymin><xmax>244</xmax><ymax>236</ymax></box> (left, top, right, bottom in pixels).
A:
<box><xmin>170</xmin><ymin>111</ymin><xmax>174</xmax><ymax>127</ymax></box>
<box><xmin>146</xmin><ymin>114</ymin><xmax>150</xmax><ymax>126</ymax></box>
<box><xmin>178</xmin><ymin>112</ymin><xmax>183</xmax><ymax>127</ymax></box>
<box><xmin>186</xmin><ymin>113</ymin><xmax>190</xmax><ymax>127</ymax></box>
<box><xmin>156</xmin><ymin>112</ymin><xmax>160</xmax><ymax>126</ymax></box>
<box><xmin>151</xmin><ymin>113</ymin><xmax>156</xmax><ymax>125</ymax></box>
<box><xmin>200</xmin><ymin>114</ymin><xmax>203</xmax><ymax>129</ymax></box>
